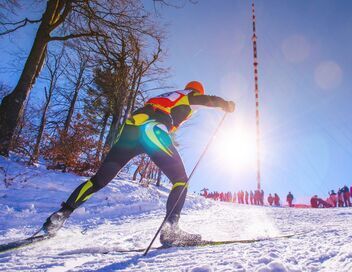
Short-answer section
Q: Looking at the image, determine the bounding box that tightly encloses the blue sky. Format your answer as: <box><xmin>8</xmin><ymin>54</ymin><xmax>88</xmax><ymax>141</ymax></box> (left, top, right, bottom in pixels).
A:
<box><xmin>1</xmin><ymin>1</ymin><xmax>352</xmax><ymax>203</ymax></box>
<box><xmin>152</xmin><ymin>0</ymin><xmax>352</xmax><ymax>202</ymax></box>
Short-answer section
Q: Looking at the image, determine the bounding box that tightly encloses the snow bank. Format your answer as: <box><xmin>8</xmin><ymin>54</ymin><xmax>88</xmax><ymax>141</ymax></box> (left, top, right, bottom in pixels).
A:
<box><xmin>0</xmin><ymin>155</ymin><xmax>211</xmax><ymax>238</ymax></box>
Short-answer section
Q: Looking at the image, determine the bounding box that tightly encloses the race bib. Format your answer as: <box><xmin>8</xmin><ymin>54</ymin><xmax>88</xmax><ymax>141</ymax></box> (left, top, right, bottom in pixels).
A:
<box><xmin>146</xmin><ymin>90</ymin><xmax>192</xmax><ymax>108</ymax></box>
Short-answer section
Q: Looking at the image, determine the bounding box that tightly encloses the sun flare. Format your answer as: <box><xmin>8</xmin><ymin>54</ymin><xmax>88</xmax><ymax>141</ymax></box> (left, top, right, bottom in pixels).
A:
<box><xmin>211</xmin><ymin>124</ymin><xmax>257</xmax><ymax>171</ymax></box>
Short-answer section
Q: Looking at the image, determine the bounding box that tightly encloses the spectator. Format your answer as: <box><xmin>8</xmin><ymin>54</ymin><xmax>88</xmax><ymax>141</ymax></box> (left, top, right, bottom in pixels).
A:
<box><xmin>311</xmin><ymin>195</ymin><xmax>332</xmax><ymax>208</ymax></box>
<box><xmin>274</xmin><ymin>193</ymin><xmax>280</xmax><ymax>206</ymax></box>
<box><xmin>267</xmin><ymin>193</ymin><xmax>273</xmax><ymax>206</ymax></box>
<box><xmin>260</xmin><ymin>189</ymin><xmax>265</xmax><ymax>206</ymax></box>
<box><xmin>328</xmin><ymin>190</ymin><xmax>337</xmax><ymax>207</ymax></box>
<box><xmin>245</xmin><ymin>191</ymin><xmax>249</xmax><ymax>204</ymax></box>
<box><xmin>240</xmin><ymin>190</ymin><xmax>245</xmax><ymax>204</ymax></box>
<box><xmin>338</xmin><ymin>188</ymin><xmax>344</xmax><ymax>207</ymax></box>
<box><xmin>286</xmin><ymin>192</ymin><xmax>294</xmax><ymax>207</ymax></box>
<box><xmin>311</xmin><ymin>195</ymin><xmax>319</xmax><ymax>208</ymax></box>
<box><xmin>250</xmin><ymin>190</ymin><xmax>254</xmax><ymax>205</ymax></box>
<box><xmin>254</xmin><ymin>190</ymin><xmax>260</xmax><ymax>205</ymax></box>
<box><xmin>200</xmin><ymin>188</ymin><xmax>208</xmax><ymax>198</ymax></box>
<box><xmin>227</xmin><ymin>192</ymin><xmax>232</xmax><ymax>202</ymax></box>
<box><xmin>342</xmin><ymin>185</ymin><xmax>351</xmax><ymax>207</ymax></box>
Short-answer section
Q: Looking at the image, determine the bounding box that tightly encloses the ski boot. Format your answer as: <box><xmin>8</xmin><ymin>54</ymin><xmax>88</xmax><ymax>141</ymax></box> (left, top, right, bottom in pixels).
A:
<box><xmin>160</xmin><ymin>215</ymin><xmax>202</xmax><ymax>247</ymax></box>
<box><xmin>42</xmin><ymin>202</ymin><xmax>73</xmax><ymax>236</ymax></box>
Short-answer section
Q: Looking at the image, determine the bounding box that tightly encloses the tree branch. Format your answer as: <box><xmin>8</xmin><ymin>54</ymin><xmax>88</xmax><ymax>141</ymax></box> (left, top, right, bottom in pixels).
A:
<box><xmin>0</xmin><ymin>17</ymin><xmax>42</xmax><ymax>36</ymax></box>
<box><xmin>49</xmin><ymin>1</ymin><xmax>72</xmax><ymax>31</ymax></box>
<box><xmin>49</xmin><ymin>31</ymin><xmax>107</xmax><ymax>41</ymax></box>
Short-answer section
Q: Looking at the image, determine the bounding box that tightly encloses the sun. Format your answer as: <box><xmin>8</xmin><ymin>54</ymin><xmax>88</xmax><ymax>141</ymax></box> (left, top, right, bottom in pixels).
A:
<box><xmin>211</xmin><ymin>123</ymin><xmax>257</xmax><ymax>172</ymax></box>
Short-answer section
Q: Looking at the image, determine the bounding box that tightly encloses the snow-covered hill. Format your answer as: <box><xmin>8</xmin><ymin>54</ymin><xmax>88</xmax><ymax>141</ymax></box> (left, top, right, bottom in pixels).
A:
<box><xmin>1</xmin><ymin>156</ymin><xmax>352</xmax><ymax>272</ymax></box>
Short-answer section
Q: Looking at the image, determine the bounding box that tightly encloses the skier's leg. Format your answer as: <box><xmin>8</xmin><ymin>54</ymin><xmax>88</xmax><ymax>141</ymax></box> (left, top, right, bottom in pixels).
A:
<box><xmin>140</xmin><ymin>123</ymin><xmax>201</xmax><ymax>245</ymax></box>
<box><xmin>65</xmin><ymin>146</ymin><xmax>140</xmax><ymax>209</ymax></box>
<box><xmin>65</xmin><ymin>125</ymin><xmax>142</xmax><ymax>209</ymax></box>
<box><xmin>151</xmin><ymin>148</ymin><xmax>202</xmax><ymax>245</ymax></box>
<box><xmin>43</xmin><ymin>125</ymin><xmax>142</xmax><ymax>234</ymax></box>
<box><xmin>140</xmin><ymin>123</ymin><xmax>188</xmax><ymax>222</ymax></box>
<box><xmin>153</xmin><ymin>151</ymin><xmax>188</xmax><ymax>224</ymax></box>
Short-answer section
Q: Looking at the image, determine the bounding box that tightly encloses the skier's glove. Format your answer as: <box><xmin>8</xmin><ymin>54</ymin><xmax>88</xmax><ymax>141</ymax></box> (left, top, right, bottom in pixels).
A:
<box><xmin>222</xmin><ymin>101</ymin><xmax>235</xmax><ymax>112</ymax></box>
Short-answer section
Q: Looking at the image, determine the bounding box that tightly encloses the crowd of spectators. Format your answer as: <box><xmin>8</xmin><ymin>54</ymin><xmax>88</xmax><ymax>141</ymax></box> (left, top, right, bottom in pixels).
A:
<box><xmin>267</xmin><ymin>193</ymin><xmax>281</xmax><ymax>206</ymax></box>
<box><xmin>201</xmin><ymin>185</ymin><xmax>352</xmax><ymax>209</ymax></box>
<box><xmin>200</xmin><ymin>189</ymin><xmax>287</xmax><ymax>206</ymax></box>
<box><xmin>311</xmin><ymin>185</ymin><xmax>352</xmax><ymax>208</ymax></box>
<box><xmin>200</xmin><ymin>188</ymin><xmax>297</xmax><ymax>207</ymax></box>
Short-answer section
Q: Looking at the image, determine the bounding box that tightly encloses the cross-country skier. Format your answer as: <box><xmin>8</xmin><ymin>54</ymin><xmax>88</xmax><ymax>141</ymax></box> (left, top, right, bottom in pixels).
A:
<box><xmin>42</xmin><ymin>81</ymin><xmax>235</xmax><ymax>246</ymax></box>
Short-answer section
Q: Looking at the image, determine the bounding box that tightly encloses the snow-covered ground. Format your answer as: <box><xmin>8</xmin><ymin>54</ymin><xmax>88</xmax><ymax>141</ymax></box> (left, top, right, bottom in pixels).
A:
<box><xmin>1</xmin><ymin>156</ymin><xmax>352</xmax><ymax>272</ymax></box>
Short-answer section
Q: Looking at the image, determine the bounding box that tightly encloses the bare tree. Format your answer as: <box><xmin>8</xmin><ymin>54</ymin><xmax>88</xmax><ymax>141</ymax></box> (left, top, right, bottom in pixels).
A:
<box><xmin>61</xmin><ymin>46</ymin><xmax>91</xmax><ymax>134</ymax></box>
<box><xmin>133</xmin><ymin>154</ymin><xmax>148</xmax><ymax>181</ymax></box>
<box><xmin>95</xmin><ymin>112</ymin><xmax>109</xmax><ymax>161</ymax></box>
<box><xmin>30</xmin><ymin>49</ymin><xmax>65</xmax><ymax>165</ymax></box>
<box><xmin>10</xmin><ymin>96</ymin><xmax>36</xmax><ymax>157</ymax></box>
<box><xmin>83</xmin><ymin>24</ymin><xmax>166</xmax><ymax>155</ymax></box>
<box><xmin>0</xmin><ymin>0</ymin><xmax>20</xmax><ymax>21</ymax></box>
<box><xmin>101</xmin><ymin>38</ymin><xmax>130</xmax><ymax>150</ymax></box>
<box><xmin>0</xmin><ymin>0</ymin><xmax>163</xmax><ymax>156</ymax></box>
<box><xmin>139</xmin><ymin>158</ymin><xmax>152</xmax><ymax>184</ymax></box>
<box><xmin>156</xmin><ymin>168</ymin><xmax>162</xmax><ymax>186</ymax></box>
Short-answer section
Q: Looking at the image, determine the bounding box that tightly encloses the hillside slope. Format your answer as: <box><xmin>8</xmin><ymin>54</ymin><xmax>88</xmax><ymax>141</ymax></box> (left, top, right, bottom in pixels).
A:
<box><xmin>1</xmin><ymin>156</ymin><xmax>352</xmax><ymax>272</ymax></box>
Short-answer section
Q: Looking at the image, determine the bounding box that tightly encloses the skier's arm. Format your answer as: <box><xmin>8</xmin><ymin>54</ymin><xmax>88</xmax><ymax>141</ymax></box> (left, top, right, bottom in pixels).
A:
<box><xmin>188</xmin><ymin>92</ymin><xmax>235</xmax><ymax>112</ymax></box>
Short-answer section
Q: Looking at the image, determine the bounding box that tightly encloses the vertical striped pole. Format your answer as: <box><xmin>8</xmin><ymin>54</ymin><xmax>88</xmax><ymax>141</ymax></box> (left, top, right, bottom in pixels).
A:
<box><xmin>251</xmin><ymin>1</ymin><xmax>261</xmax><ymax>190</ymax></box>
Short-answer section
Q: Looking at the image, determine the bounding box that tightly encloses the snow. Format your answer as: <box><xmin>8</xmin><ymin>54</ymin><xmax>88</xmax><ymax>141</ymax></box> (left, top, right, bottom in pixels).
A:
<box><xmin>1</xmin><ymin>156</ymin><xmax>352</xmax><ymax>271</ymax></box>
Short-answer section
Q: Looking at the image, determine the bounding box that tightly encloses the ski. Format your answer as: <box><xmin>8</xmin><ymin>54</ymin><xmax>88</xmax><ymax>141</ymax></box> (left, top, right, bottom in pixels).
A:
<box><xmin>101</xmin><ymin>233</ymin><xmax>297</xmax><ymax>254</ymax></box>
<box><xmin>194</xmin><ymin>233</ymin><xmax>296</xmax><ymax>247</ymax></box>
<box><xmin>1</xmin><ymin>233</ymin><xmax>296</xmax><ymax>255</ymax></box>
<box><xmin>0</xmin><ymin>234</ymin><xmax>52</xmax><ymax>254</ymax></box>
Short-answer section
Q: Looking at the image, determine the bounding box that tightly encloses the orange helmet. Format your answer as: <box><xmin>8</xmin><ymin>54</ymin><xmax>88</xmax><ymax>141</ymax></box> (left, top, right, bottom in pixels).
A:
<box><xmin>184</xmin><ymin>81</ymin><xmax>205</xmax><ymax>95</ymax></box>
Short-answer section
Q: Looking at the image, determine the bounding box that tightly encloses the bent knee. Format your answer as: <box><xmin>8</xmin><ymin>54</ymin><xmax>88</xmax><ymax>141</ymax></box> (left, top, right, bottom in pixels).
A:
<box><xmin>90</xmin><ymin>178</ymin><xmax>109</xmax><ymax>192</ymax></box>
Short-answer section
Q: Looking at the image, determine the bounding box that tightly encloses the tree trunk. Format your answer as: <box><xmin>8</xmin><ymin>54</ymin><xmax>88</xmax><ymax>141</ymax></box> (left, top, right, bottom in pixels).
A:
<box><xmin>95</xmin><ymin>112</ymin><xmax>109</xmax><ymax>161</ymax></box>
<box><xmin>153</xmin><ymin>166</ymin><xmax>157</xmax><ymax>180</ymax></box>
<box><xmin>156</xmin><ymin>168</ymin><xmax>162</xmax><ymax>186</ymax></box>
<box><xmin>11</xmin><ymin>94</ymin><xmax>31</xmax><ymax>150</ymax></box>
<box><xmin>63</xmin><ymin>65</ymin><xmax>85</xmax><ymax>134</ymax></box>
<box><xmin>139</xmin><ymin>159</ymin><xmax>151</xmax><ymax>183</ymax></box>
<box><xmin>122</xmin><ymin>89</ymin><xmax>135</xmax><ymax>123</ymax></box>
<box><xmin>30</xmin><ymin>87</ymin><xmax>53</xmax><ymax>164</ymax></box>
<box><xmin>147</xmin><ymin>165</ymin><xmax>153</xmax><ymax>180</ymax></box>
<box><xmin>133</xmin><ymin>156</ymin><xmax>145</xmax><ymax>181</ymax></box>
<box><xmin>0</xmin><ymin>0</ymin><xmax>64</xmax><ymax>156</ymax></box>
<box><xmin>63</xmin><ymin>86</ymin><xmax>79</xmax><ymax>134</ymax></box>
<box><xmin>103</xmin><ymin>106</ymin><xmax>123</xmax><ymax>150</ymax></box>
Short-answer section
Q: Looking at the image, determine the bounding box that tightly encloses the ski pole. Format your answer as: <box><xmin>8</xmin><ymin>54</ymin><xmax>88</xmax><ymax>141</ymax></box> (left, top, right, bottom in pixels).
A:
<box><xmin>143</xmin><ymin>112</ymin><xmax>228</xmax><ymax>256</ymax></box>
